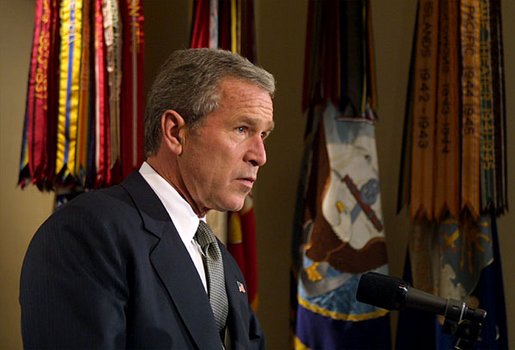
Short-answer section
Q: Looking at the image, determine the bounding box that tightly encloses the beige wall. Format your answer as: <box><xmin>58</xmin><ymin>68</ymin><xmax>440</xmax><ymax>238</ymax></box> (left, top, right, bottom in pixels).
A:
<box><xmin>1</xmin><ymin>1</ymin><xmax>513</xmax><ymax>349</ymax></box>
<box><xmin>0</xmin><ymin>2</ymin><xmax>54</xmax><ymax>349</ymax></box>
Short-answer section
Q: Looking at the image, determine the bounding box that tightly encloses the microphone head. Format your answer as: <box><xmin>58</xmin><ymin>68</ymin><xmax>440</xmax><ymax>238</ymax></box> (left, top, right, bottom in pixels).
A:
<box><xmin>356</xmin><ymin>272</ymin><xmax>406</xmax><ymax>310</ymax></box>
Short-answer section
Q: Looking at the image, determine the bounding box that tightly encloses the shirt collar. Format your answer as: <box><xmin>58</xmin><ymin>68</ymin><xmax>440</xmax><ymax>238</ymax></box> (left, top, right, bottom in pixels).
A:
<box><xmin>139</xmin><ymin>162</ymin><xmax>203</xmax><ymax>244</ymax></box>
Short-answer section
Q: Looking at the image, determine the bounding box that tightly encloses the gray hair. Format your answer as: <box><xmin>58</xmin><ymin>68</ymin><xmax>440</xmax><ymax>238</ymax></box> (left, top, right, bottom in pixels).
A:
<box><xmin>144</xmin><ymin>48</ymin><xmax>276</xmax><ymax>156</ymax></box>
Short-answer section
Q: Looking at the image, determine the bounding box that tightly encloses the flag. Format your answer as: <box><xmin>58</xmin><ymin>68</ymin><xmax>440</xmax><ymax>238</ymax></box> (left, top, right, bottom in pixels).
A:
<box><xmin>189</xmin><ymin>0</ymin><xmax>260</xmax><ymax>309</ymax></box>
<box><xmin>396</xmin><ymin>0</ymin><xmax>508</xmax><ymax>348</ymax></box>
<box><xmin>396</xmin><ymin>213</ymin><xmax>508</xmax><ymax>349</ymax></box>
<box><xmin>19</xmin><ymin>0</ymin><xmax>145</xmax><ymax>194</ymax></box>
<box><xmin>291</xmin><ymin>1</ymin><xmax>391</xmax><ymax>348</ymax></box>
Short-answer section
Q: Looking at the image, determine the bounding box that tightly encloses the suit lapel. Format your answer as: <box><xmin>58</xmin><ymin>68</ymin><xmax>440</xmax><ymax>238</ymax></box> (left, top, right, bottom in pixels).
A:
<box><xmin>121</xmin><ymin>171</ymin><xmax>221</xmax><ymax>349</ymax></box>
<box><xmin>222</xmin><ymin>246</ymin><xmax>253</xmax><ymax>348</ymax></box>
<box><xmin>150</xmin><ymin>229</ymin><xmax>221</xmax><ymax>349</ymax></box>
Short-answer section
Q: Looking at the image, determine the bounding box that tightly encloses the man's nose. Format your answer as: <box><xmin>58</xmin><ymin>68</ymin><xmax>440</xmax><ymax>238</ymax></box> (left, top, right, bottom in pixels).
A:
<box><xmin>245</xmin><ymin>135</ymin><xmax>267</xmax><ymax>167</ymax></box>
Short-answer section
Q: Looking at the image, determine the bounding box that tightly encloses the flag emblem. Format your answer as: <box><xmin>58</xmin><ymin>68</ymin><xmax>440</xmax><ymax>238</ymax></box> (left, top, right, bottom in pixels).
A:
<box><xmin>237</xmin><ymin>281</ymin><xmax>246</xmax><ymax>293</ymax></box>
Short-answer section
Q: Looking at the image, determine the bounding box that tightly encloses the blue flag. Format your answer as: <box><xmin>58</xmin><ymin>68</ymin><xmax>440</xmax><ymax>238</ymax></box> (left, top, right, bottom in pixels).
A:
<box><xmin>292</xmin><ymin>103</ymin><xmax>391</xmax><ymax>349</ymax></box>
<box><xmin>291</xmin><ymin>1</ymin><xmax>391</xmax><ymax>348</ymax></box>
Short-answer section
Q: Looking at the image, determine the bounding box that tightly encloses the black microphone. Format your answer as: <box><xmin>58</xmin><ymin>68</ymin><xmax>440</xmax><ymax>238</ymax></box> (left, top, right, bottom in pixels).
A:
<box><xmin>356</xmin><ymin>272</ymin><xmax>486</xmax><ymax>323</ymax></box>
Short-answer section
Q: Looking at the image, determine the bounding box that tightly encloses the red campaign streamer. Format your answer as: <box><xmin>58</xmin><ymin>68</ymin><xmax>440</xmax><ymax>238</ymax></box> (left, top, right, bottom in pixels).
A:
<box><xmin>190</xmin><ymin>0</ymin><xmax>210</xmax><ymax>48</ymax></box>
<box><xmin>23</xmin><ymin>0</ymin><xmax>56</xmax><ymax>187</ymax></box>
<box><xmin>22</xmin><ymin>0</ymin><xmax>44</xmax><ymax>186</ymax></box>
<box><xmin>94</xmin><ymin>0</ymin><xmax>108</xmax><ymax>188</ymax></box>
<box><xmin>120</xmin><ymin>0</ymin><xmax>145</xmax><ymax>180</ymax></box>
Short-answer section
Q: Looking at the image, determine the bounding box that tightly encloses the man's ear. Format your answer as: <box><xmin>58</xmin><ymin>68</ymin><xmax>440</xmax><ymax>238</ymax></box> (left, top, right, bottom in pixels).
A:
<box><xmin>161</xmin><ymin>110</ymin><xmax>186</xmax><ymax>155</ymax></box>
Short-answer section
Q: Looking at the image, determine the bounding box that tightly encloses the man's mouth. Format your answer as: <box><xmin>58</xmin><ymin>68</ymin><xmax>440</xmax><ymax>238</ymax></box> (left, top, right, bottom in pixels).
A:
<box><xmin>237</xmin><ymin>177</ymin><xmax>256</xmax><ymax>188</ymax></box>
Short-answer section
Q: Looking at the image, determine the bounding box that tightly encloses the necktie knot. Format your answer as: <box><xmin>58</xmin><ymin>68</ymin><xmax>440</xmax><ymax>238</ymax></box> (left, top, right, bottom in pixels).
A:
<box><xmin>195</xmin><ymin>221</ymin><xmax>219</xmax><ymax>258</ymax></box>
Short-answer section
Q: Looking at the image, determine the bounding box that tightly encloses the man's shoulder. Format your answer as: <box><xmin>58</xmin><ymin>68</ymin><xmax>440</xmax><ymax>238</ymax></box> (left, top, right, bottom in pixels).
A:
<box><xmin>59</xmin><ymin>170</ymin><xmax>147</xmax><ymax>213</ymax></box>
<box><xmin>60</xmin><ymin>184</ymin><xmax>132</xmax><ymax>213</ymax></box>
<box><xmin>39</xmin><ymin>181</ymin><xmax>144</xmax><ymax>236</ymax></box>
<box><xmin>32</xmin><ymin>183</ymin><xmax>150</xmax><ymax>252</ymax></box>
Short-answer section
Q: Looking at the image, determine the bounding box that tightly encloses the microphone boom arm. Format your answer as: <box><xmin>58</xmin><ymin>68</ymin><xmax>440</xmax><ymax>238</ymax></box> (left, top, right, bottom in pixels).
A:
<box><xmin>356</xmin><ymin>272</ymin><xmax>487</xmax><ymax>350</ymax></box>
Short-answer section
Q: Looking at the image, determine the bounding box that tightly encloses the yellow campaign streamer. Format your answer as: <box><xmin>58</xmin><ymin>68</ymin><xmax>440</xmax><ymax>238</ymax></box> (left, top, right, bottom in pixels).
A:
<box><xmin>460</xmin><ymin>0</ymin><xmax>481</xmax><ymax>220</ymax></box>
<box><xmin>409</xmin><ymin>0</ymin><xmax>439</xmax><ymax>221</ymax></box>
<box><xmin>56</xmin><ymin>0</ymin><xmax>83</xmax><ymax>180</ymax></box>
<box><xmin>103</xmin><ymin>0</ymin><xmax>122</xmax><ymax>170</ymax></box>
<box><xmin>230</xmin><ymin>0</ymin><xmax>238</xmax><ymax>53</ymax></box>
<box><xmin>434</xmin><ymin>0</ymin><xmax>460</xmax><ymax>220</ymax></box>
<box><xmin>228</xmin><ymin>211</ymin><xmax>243</xmax><ymax>244</ymax></box>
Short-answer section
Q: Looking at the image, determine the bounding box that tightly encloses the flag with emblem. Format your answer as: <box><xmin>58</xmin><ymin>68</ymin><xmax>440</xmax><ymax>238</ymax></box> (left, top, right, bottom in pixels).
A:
<box><xmin>291</xmin><ymin>1</ymin><xmax>391</xmax><ymax>348</ymax></box>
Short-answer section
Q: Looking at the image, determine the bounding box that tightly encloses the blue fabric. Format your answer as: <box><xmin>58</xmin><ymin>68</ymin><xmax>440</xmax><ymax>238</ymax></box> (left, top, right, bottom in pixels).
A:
<box><xmin>396</xmin><ymin>214</ymin><xmax>509</xmax><ymax>350</ymax></box>
<box><xmin>296</xmin><ymin>304</ymin><xmax>391</xmax><ymax>350</ymax></box>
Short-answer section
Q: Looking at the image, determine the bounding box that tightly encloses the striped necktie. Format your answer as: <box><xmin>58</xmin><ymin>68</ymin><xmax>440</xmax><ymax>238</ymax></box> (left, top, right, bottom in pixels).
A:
<box><xmin>195</xmin><ymin>221</ymin><xmax>229</xmax><ymax>333</ymax></box>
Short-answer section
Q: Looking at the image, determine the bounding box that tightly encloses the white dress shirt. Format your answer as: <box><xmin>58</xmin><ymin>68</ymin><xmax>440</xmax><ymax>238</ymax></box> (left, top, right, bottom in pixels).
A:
<box><xmin>139</xmin><ymin>161</ymin><xmax>208</xmax><ymax>292</ymax></box>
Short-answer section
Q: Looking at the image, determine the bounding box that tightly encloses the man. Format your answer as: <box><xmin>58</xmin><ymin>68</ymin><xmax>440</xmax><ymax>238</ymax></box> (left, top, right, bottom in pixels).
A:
<box><xmin>20</xmin><ymin>48</ymin><xmax>275</xmax><ymax>349</ymax></box>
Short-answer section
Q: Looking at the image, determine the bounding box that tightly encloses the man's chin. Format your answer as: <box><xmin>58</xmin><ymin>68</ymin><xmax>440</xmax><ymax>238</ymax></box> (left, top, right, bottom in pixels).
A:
<box><xmin>228</xmin><ymin>203</ymin><xmax>245</xmax><ymax>213</ymax></box>
<box><xmin>219</xmin><ymin>198</ymin><xmax>246</xmax><ymax>213</ymax></box>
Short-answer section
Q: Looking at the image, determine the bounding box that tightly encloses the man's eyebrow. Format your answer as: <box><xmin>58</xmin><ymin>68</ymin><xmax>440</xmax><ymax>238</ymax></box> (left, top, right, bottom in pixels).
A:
<box><xmin>240</xmin><ymin>116</ymin><xmax>275</xmax><ymax>130</ymax></box>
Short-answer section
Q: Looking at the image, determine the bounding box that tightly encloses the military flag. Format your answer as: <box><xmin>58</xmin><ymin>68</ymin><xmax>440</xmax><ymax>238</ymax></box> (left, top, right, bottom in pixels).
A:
<box><xmin>291</xmin><ymin>1</ymin><xmax>391</xmax><ymax>348</ymax></box>
<box><xmin>396</xmin><ymin>0</ymin><xmax>508</xmax><ymax>348</ymax></box>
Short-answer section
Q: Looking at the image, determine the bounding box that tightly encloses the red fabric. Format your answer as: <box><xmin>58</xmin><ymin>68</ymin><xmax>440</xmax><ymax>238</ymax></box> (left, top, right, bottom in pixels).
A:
<box><xmin>240</xmin><ymin>208</ymin><xmax>258</xmax><ymax>306</ymax></box>
<box><xmin>218</xmin><ymin>0</ymin><xmax>231</xmax><ymax>50</ymax></box>
<box><xmin>190</xmin><ymin>0</ymin><xmax>210</xmax><ymax>48</ymax></box>
<box><xmin>26</xmin><ymin>0</ymin><xmax>42</xmax><ymax>183</ymax></box>
<box><xmin>94</xmin><ymin>0</ymin><xmax>108</xmax><ymax>188</ymax></box>
<box><xmin>228</xmin><ymin>208</ymin><xmax>258</xmax><ymax>307</ymax></box>
<box><xmin>119</xmin><ymin>0</ymin><xmax>145</xmax><ymax>180</ymax></box>
<box><xmin>21</xmin><ymin>0</ymin><xmax>60</xmax><ymax>189</ymax></box>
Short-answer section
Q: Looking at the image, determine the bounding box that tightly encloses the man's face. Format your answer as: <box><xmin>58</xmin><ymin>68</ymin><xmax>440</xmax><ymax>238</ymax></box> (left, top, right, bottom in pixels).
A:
<box><xmin>178</xmin><ymin>78</ymin><xmax>274</xmax><ymax>214</ymax></box>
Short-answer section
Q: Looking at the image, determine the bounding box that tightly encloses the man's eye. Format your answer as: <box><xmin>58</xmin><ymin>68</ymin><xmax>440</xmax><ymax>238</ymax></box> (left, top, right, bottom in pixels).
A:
<box><xmin>236</xmin><ymin>126</ymin><xmax>247</xmax><ymax>133</ymax></box>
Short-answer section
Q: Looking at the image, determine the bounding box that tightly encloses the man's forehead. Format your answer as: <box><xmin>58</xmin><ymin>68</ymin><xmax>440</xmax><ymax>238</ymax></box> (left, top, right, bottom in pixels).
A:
<box><xmin>219</xmin><ymin>77</ymin><xmax>273</xmax><ymax>97</ymax></box>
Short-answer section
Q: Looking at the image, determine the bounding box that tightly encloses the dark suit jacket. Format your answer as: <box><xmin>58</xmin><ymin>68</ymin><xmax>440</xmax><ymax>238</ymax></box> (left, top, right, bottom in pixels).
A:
<box><xmin>20</xmin><ymin>171</ymin><xmax>265</xmax><ymax>349</ymax></box>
